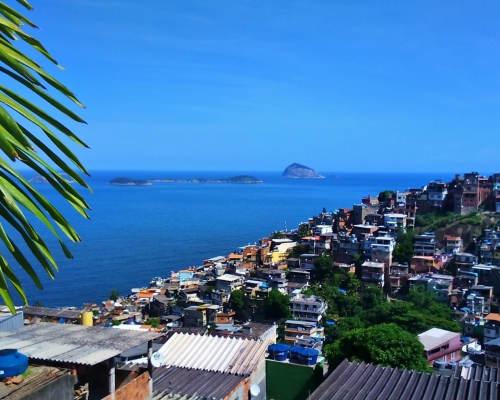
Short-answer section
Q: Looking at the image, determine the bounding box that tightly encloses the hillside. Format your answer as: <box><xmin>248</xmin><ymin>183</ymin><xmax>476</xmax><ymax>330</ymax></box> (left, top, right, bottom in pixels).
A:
<box><xmin>417</xmin><ymin>212</ymin><xmax>499</xmax><ymax>251</ymax></box>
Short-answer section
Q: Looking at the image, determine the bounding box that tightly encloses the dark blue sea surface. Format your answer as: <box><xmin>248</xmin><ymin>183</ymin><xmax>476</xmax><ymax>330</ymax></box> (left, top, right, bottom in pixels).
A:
<box><xmin>6</xmin><ymin>171</ymin><xmax>454</xmax><ymax>307</ymax></box>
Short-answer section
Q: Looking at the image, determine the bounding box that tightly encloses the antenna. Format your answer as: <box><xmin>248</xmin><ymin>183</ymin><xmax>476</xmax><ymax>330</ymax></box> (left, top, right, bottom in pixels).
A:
<box><xmin>151</xmin><ymin>351</ymin><xmax>165</xmax><ymax>368</ymax></box>
<box><xmin>250</xmin><ymin>384</ymin><xmax>261</xmax><ymax>397</ymax></box>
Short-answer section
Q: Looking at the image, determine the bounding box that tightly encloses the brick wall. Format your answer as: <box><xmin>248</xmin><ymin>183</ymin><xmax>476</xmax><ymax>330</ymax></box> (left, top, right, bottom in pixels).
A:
<box><xmin>103</xmin><ymin>371</ymin><xmax>150</xmax><ymax>400</ymax></box>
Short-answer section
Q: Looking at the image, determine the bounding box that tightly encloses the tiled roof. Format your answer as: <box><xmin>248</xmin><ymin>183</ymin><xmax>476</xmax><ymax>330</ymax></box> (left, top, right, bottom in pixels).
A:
<box><xmin>155</xmin><ymin>333</ymin><xmax>267</xmax><ymax>376</ymax></box>
<box><xmin>310</xmin><ymin>360</ymin><xmax>500</xmax><ymax>400</ymax></box>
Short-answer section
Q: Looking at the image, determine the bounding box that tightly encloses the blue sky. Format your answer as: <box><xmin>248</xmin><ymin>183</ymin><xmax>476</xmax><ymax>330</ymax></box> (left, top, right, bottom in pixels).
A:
<box><xmin>11</xmin><ymin>0</ymin><xmax>500</xmax><ymax>172</ymax></box>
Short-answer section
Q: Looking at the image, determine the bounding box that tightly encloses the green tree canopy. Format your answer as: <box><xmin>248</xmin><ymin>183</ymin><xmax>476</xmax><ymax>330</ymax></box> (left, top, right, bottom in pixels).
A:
<box><xmin>229</xmin><ymin>289</ymin><xmax>244</xmax><ymax>311</ymax></box>
<box><xmin>109</xmin><ymin>290</ymin><xmax>119</xmax><ymax>302</ymax></box>
<box><xmin>0</xmin><ymin>1</ymin><xmax>90</xmax><ymax>312</ymax></box>
<box><xmin>264</xmin><ymin>289</ymin><xmax>290</xmax><ymax>320</ymax></box>
<box><xmin>392</xmin><ymin>230</ymin><xmax>415</xmax><ymax>265</ymax></box>
<box><xmin>324</xmin><ymin>323</ymin><xmax>431</xmax><ymax>372</ymax></box>
<box><xmin>378</xmin><ymin>190</ymin><xmax>394</xmax><ymax>202</ymax></box>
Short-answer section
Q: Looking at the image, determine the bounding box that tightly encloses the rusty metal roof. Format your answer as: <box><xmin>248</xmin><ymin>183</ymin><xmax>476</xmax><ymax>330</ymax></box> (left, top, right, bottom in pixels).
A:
<box><xmin>0</xmin><ymin>323</ymin><xmax>161</xmax><ymax>366</ymax></box>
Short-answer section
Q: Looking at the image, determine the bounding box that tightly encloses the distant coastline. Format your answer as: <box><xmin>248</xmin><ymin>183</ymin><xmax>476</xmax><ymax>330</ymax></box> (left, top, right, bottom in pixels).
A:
<box><xmin>110</xmin><ymin>175</ymin><xmax>262</xmax><ymax>185</ymax></box>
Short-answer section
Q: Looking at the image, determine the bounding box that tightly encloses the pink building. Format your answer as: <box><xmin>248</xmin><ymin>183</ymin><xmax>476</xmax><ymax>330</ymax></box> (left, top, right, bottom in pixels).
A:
<box><xmin>418</xmin><ymin>328</ymin><xmax>462</xmax><ymax>366</ymax></box>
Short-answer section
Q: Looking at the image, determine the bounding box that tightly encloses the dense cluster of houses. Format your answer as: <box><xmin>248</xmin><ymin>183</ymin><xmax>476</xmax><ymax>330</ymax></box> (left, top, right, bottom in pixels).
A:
<box><xmin>2</xmin><ymin>171</ymin><xmax>500</xmax><ymax>399</ymax></box>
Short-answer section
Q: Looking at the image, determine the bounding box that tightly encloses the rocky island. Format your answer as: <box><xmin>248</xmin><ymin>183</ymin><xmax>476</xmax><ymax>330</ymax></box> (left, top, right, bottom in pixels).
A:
<box><xmin>282</xmin><ymin>163</ymin><xmax>324</xmax><ymax>178</ymax></box>
<box><xmin>151</xmin><ymin>175</ymin><xmax>263</xmax><ymax>184</ymax></box>
<box><xmin>30</xmin><ymin>173</ymin><xmax>75</xmax><ymax>184</ymax></box>
<box><xmin>109</xmin><ymin>177</ymin><xmax>152</xmax><ymax>186</ymax></box>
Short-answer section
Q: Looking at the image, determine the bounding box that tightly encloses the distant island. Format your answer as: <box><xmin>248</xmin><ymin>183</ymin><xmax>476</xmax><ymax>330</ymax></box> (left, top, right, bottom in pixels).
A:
<box><xmin>111</xmin><ymin>175</ymin><xmax>263</xmax><ymax>185</ymax></box>
<box><xmin>109</xmin><ymin>177</ymin><xmax>152</xmax><ymax>186</ymax></box>
<box><xmin>282</xmin><ymin>163</ymin><xmax>324</xmax><ymax>178</ymax></box>
<box><xmin>150</xmin><ymin>175</ymin><xmax>263</xmax><ymax>184</ymax></box>
<box><xmin>30</xmin><ymin>173</ymin><xmax>75</xmax><ymax>184</ymax></box>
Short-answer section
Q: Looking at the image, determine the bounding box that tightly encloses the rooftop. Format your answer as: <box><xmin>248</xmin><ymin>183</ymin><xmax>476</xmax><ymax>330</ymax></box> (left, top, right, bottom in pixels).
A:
<box><xmin>155</xmin><ymin>333</ymin><xmax>267</xmax><ymax>376</ymax></box>
<box><xmin>418</xmin><ymin>328</ymin><xmax>459</xmax><ymax>351</ymax></box>
<box><xmin>216</xmin><ymin>274</ymin><xmax>242</xmax><ymax>282</ymax></box>
<box><xmin>310</xmin><ymin>359</ymin><xmax>500</xmax><ymax>400</ymax></box>
<box><xmin>153</xmin><ymin>367</ymin><xmax>244</xmax><ymax>400</ymax></box>
<box><xmin>0</xmin><ymin>323</ymin><xmax>161</xmax><ymax>365</ymax></box>
<box><xmin>21</xmin><ymin>306</ymin><xmax>81</xmax><ymax>320</ymax></box>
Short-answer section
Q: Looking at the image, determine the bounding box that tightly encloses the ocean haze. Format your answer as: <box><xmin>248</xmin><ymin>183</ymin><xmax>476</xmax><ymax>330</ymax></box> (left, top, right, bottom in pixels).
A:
<box><xmin>3</xmin><ymin>170</ymin><xmax>454</xmax><ymax>308</ymax></box>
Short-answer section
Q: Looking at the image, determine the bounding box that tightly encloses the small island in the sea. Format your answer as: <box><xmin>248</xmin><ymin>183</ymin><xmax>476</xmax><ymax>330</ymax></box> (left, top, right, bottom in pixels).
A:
<box><xmin>150</xmin><ymin>175</ymin><xmax>263</xmax><ymax>184</ymax></box>
<box><xmin>282</xmin><ymin>163</ymin><xmax>324</xmax><ymax>178</ymax></box>
<box><xmin>30</xmin><ymin>173</ymin><xmax>76</xmax><ymax>184</ymax></box>
<box><xmin>109</xmin><ymin>177</ymin><xmax>152</xmax><ymax>186</ymax></box>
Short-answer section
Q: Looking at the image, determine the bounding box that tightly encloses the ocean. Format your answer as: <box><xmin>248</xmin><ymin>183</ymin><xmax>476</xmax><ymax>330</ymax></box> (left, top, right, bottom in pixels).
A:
<box><xmin>6</xmin><ymin>170</ymin><xmax>454</xmax><ymax>308</ymax></box>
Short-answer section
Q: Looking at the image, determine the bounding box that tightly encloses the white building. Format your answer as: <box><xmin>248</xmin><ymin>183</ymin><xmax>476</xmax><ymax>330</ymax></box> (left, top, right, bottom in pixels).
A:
<box><xmin>216</xmin><ymin>274</ymin><xmax>244</xmax><ymax>293</ymax></box>
<box><xmin>383</xmin><ymin>213</ymin><xmax>407</xmax><ymax>234</ymax></box>
<box><xmin>289</xmin><ymin>294</ymin><xmax>327</xmax><ymax>323</ymax></box>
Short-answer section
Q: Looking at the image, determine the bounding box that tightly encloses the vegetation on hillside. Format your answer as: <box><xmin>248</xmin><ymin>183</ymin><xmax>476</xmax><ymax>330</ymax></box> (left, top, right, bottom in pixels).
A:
<box><xmin>302</xmin><ymin>254</ymin><xmax>460</xmax><ymax>370</ymax></box>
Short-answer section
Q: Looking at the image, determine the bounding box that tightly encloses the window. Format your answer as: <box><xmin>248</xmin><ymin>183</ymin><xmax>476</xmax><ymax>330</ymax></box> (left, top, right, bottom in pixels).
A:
<box><xmin>451</xmin><ymin>353</ymin><xmax>455</xmax><ymax>360</ymax></box>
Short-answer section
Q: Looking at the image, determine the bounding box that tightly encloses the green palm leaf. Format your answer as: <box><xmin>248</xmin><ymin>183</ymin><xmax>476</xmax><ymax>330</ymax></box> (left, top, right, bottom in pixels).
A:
<box><xmin>0</xmin><ymin>0</ymin><xmax>90</xmax><ymax>313</ymax></box>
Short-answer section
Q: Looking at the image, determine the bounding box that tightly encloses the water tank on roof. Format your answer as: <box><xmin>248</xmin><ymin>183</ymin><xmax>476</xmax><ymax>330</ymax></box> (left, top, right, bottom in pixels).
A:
<box><xmin>289</xmin><ymin>347</ymin><xmax>302</xmax><ymax>362</ymax></box>
<box><xmin>297</xmin><ymin>348</ymin><xmax>319</xmax><ymax>366</ymax></box>
<box><xmin>0</xmin><ymin>349</ymin><xmax>28</xmax><ymax>378</ymax></box>
<box><xmin>447</xmin><ymin>362</ymin><xmax>458</xmax><ymax>370</ymax></box>
<box><xmin>268</xmin><ymin>344</ymin><xmax>290</xmax><ymax>362</ymax></box>
<box><xmin>433</xmin><ymin>360</ymin><xmax>446</xmax><ymax>369</ymax></box>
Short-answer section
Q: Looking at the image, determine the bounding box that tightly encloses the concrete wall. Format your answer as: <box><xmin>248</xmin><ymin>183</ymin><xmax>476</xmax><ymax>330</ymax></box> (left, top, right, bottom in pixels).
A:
<box><xmin>103</xmin><ymin>371</ymin><xmax>151</xmax><ymax>400</ymax></box>
<box><xmin>22</xmin><ymin>374</ymin><xmax>77</xmax><ymax>400</ymax></box>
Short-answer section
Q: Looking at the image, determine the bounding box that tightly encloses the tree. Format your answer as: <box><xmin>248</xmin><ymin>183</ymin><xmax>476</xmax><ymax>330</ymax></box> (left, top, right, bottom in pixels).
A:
<box><xmin>297</xmin><ymin>224</ymin><xmax>312</xmax><ymax>238</ymax></box>
<box><xmin>324</xmin><ymin>323</ymin><xmax>431</xmax><ymax>372</ymax></box>
<box><xmin>144</xmin><ymin>317</ymin><xmax>160</xmax><ymax>328</ymax></box>
<box><xmin>264</xmin><ymin>289</ymin><xmax>290</xmax><ymax>320</ymax></box>
<box><xmin>0</xmin><ymin>2</ymin><xmax>90</xmax><ymax>312</ymax></box>
<box><xmin>32</xmin><ymin>300</ymin><xmax>43</xmax><ymax>307</ymax></box>
<box><xmin>392</xmin><ymin>231</ymin><xmax>415</xmax><ymax>265</ymax></box>
<box><xmin>229</xmin><ymin>289</ymin><xmax>244</xmax><ymax>311</ymax></box>
<box><xmin>109</xmin><ymin>290</ymin><xmax>120</xmax><ymax>302</ymax></box>
<box><xmin>378</xmin><ymin>190</ymin><xmax>394</xmax><ymax>203</ymax></box>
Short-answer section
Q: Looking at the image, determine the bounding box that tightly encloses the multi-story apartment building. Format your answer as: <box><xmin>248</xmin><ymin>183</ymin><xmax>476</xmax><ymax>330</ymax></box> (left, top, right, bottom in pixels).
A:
<box><xmin>413</xmin><ymin>232</ymin><xmax>436</xmax><ymax>257</ymax></box>
<box><xmin>425</xmin><ymin>181</ymin><xmax>448</xmax><ymax>207</ymax></box>
<box><xmin>383</xmin><ymin>213</ymin><xmax>407</xmax><ymax>234</ymax></box>
<box><xmin>466</xmin><ymin>285</ymin><xmax>494</xmax><ymax>316</ymax></box>
<box><xmin>361</xmin><ymin>261</ymin><xmax>385</xmax><ymax>287</ymax></box>
<box><xmin>455</xmin><ymin>252</ymin><xmax>478</xmax><ymax>273</ymax></box>
<box><xmin>483</xmin><ymin>314</ymin><xmax>500</xmax><ymax>343</ymax></box>
<box><xmin>418</xmin><ymin>328</ymin><xmax>462</xmax><ymax>367</ymax></box>
<box><xmin>371</xmin><ymin>236</ymin><xmax>395</xmax><ymax>268</ymax></box>
<box><xmin>444</xmin><ymin>235</ymin><xmax>463</xmax><ymax>254</ymax></box>
<box><xmin>389</xmin><ymin>262</ymin><xmax>409</xmax><ymax>293</ymax></box>
<box><xmin>289</xmin><ymin>294</ymin><xmax>327</xmax><ymax>323</ymax></box>
<box><xmin>283</xmin><ymin>320</ymin><xmax>324</xmax><ymax>346</ymax></box>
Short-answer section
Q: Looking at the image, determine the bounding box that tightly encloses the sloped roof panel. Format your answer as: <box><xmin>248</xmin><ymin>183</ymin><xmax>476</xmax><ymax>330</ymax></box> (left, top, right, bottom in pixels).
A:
<box><xmin>156</xmin><ymin>332</ymin><xmax>267</xmax><ymax>376</ymax></box>
<box><xmin>0</xmin><ymin>323</ymin><xmax>160</xmax><ymax>365</ymax></box>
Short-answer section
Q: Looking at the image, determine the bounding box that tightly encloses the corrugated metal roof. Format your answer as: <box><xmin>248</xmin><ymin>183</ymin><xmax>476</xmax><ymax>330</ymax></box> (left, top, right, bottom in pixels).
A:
<box><xmin>156</xmin><ymin>333</ymin><xmax>267</xmax><ymax>376</ymax></box>
<box><xmin>0</xmin><ymin>323</ymin><xmax>161</xmax><ymax>366</ymax></box>
<box><xmin>22</xmin><ymin>306</ymin><xmax>81</xmax><ymax>319</ymax></box>
<box><xmin>310</xmin><ymin>360</ymin><xmax>500</xmax><ymax>400</ymax></box>
<box><xmin>0</xmin><ymin>312</ymin><xmax>24</xmax><ymax>332</ymax></box>
<box><xmin>152</xmin><ymin>367</ymin><xmax>244</xmax><ymax>400</ymax></box>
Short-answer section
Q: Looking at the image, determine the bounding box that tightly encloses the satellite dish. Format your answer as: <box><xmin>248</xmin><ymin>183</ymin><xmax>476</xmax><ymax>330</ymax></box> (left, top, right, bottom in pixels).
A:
<box><xmin>151</xmin><ymin>351</ymin><xmax>165</xmax><ymax>368</ymax></box>
<box><xmin>250</xmin><ymin>384</ymin><xmax>261</xmax><ymax>397</ymax></box>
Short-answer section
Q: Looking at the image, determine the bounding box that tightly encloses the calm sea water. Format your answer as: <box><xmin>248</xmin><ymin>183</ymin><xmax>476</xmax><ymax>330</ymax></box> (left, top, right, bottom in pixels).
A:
<box><xmin>6</xmin><ymin>171</ymin><xmax>454</xmax><ymax>308</ymax></box>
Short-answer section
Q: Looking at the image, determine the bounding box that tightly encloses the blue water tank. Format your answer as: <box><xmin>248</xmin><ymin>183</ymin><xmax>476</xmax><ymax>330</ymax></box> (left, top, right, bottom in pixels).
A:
<box><xmin>289</xmin><ymin>346</ymin><xmax>302</xmax><ymax>362</ymax></box>
<box><xmin>447</xmin><ymin>362</ymin><xmax>458</xmax><ymax>370</ymax></box>
<box><xmin>433</xmin><ymin>360</ymin><xmax>446</xmax><ymax>369</ymax></box>
<box><xmin>268</xmin><ymin>344</ymin><xmax>290</xmax><ymax>361</ymax></box>
<box><xmin>0</xmin><ymin>349</ymin><xmax>28</xmax><ymax>378</ymax></box>
<box><xmin>297</xmin><ymin>348</ymin><xmax>319</xmax><ymax>366</ymax></box>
